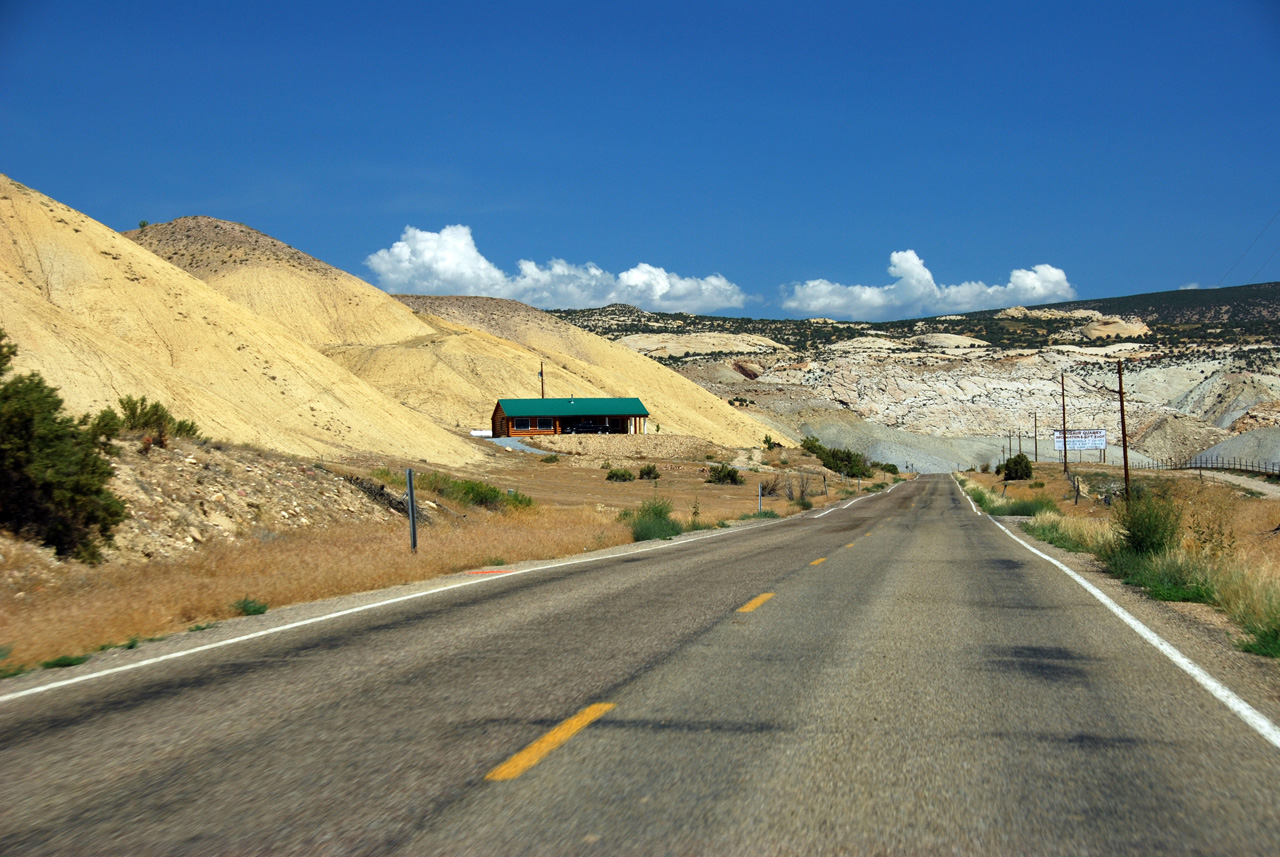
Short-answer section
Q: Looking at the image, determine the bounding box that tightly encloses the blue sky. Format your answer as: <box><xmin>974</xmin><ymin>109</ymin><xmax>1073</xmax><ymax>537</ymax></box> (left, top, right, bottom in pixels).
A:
<box><xmin>3</xmin><ymin>1</ymin><xmax>1278</xmax><ymax>320</ymax></box>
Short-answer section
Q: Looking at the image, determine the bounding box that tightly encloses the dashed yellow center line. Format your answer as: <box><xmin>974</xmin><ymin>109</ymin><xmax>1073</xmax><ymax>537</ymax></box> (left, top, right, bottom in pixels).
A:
<box><xmin>485</xmin><ymin>703</ymin><xmax>616</xmax><ymax>781</ymax></box>
<box><xmin>809</xmin><ymin>557</ymin><xmax>827</xmax><ymax>566</ymax></box>
<box><xmin>737</xmin><ymin>593</ymin><xmax>775</xmax><ymax>612</ymax></box>
<box><xmin>844</xmin><ymin>542</ymin><xmax>856</xmax><ymax>548</ymax></box>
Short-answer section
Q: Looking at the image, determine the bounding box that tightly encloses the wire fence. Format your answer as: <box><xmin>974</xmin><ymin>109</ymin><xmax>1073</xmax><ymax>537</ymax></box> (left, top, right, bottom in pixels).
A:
<box><xmin>1142</xmin><ymin>455</ymin><xmax>1280</xmax><ymax>477</ymax></box>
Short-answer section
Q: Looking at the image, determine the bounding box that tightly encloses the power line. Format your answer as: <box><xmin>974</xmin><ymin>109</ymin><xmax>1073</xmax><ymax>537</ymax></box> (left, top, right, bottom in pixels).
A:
<box><xmin>1215</xmin><ymin>205</ymin><xmax>1280</xmax><ymax>287</ymax></box>
<box><xmin>1246</xmin><ymin>241</ymin><xmax>1280</xmax><ymax>284</ymax></box>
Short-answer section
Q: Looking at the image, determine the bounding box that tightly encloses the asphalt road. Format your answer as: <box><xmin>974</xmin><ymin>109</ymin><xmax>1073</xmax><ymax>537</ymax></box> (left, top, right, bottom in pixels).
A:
<box><xmin>3</xmin><ymin>474</ymin><xmax>1279</xmax><ymax>855</ymax></box>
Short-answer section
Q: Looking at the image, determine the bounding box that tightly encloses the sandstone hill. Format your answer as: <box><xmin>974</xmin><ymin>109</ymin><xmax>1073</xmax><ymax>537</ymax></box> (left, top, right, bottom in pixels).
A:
<box><xmin>394</xmin><ymin>296</ymin><xmax>781</xmax><ymax>446</ymax></box>
<box><xmin>122</xmin><ymin>209</ymin><xmax>778</xmax><ymax>449</ymax></box>
<box><xmin>123</xmin><ymin>216</ymin><xmax>428</xmax><ymax>348</ymax></box>
<box><xmin>0</xmin><ymin>175</ymin><xmax>478</xmax><ymax>463</ymax></box>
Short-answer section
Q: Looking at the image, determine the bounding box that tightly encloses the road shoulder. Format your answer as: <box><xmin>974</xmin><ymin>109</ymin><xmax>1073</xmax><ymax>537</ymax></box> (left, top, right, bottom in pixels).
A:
<box><xmin>999</xmin><ymin>517</ymin><xmax>1280</xmax><ymax>735</ymax></box>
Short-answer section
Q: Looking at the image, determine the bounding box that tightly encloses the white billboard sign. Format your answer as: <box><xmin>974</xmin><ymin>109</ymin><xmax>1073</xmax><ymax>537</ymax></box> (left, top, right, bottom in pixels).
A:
<box><xmin>1053</xmin><ymin>429</ymin><xmax>1106</xmax><ymax>451</ymax></box>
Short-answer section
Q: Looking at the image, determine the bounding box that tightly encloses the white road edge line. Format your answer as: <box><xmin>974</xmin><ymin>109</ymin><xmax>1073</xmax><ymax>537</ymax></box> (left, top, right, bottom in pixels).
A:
<box><xmin>0</xmin><ymin>521</ymin><xmax>748</xmax><ymax>705</ymax></box>
<box><xmin>955</xmin><ymin>475</ymin><xmax>980</xmax><ymax>514</ymax></box>
<box><xmin>815</xmin><ymin>478</ymin><xmax>905</xmax><ymax>517</ymax></box>
<box><xmin>989</xmin><ymin>516</ymin><xmax>1280</xmax><ymax>751</ymax></box>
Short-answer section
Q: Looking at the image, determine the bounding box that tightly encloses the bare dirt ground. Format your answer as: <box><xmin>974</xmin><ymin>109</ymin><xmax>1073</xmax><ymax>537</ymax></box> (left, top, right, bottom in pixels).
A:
<box><xmin>468</xmin><ymin>434</ymin><xmax>868</xmax><ymax>525</ymax></box>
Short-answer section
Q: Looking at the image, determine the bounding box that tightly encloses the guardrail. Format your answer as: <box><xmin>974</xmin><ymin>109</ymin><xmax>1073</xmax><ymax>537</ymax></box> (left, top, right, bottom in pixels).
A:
<box><xmin>1144</xmin><ymin>456</ymin><xmax>1280</xmax><ymax>477</ymax></box>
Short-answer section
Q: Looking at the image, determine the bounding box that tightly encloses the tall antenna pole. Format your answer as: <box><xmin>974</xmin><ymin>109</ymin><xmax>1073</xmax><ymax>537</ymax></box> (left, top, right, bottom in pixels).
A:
<box><xmin>1061</xmin><ymin>372</ymin><xmax>1069</xmax><ymax>474</ymax></box>
<box><xmin>1118</xmin><ymin>359</ymin><xmax>1131</xmax><ymax>500</ymax></box>
<box><xmin>540</xmin><ymin>361</ymin><xmax>545</xmax><ymax>399</ymax></box>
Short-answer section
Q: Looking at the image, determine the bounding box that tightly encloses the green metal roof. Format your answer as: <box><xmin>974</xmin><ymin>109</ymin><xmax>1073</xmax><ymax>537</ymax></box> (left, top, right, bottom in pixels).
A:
<box><xmin>497</xmin><ymin>397</ymin><xmax>649</xmax><ymax>417</ymax></box>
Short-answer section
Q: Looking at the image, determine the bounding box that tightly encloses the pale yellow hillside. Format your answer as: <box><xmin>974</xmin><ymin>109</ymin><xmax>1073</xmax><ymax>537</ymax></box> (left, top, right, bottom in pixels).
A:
<box><xmin>397</xmin><ymin>296</ymin><xmax>782</xmax><ymax>447</ymax></box>
<box><xmin>125</xmin><ymin>217</ymin><xmax>433</xmax><ymax>347</ymax></box>
<box><xmin>0</xmin><ymin>175</ymin><xmax>479</xmax><ymax>464</ymax></box>
<box><xmin>123</xmin><ymin>214</ymin><xmax>780</xmax><ymax>448</ymax></box>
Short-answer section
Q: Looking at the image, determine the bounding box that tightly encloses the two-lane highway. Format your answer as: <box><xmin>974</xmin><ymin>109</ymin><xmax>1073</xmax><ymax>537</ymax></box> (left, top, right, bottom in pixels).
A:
<box><xmin>3</xmin><ymin>475</ymin><xmax>1278</xmax><ymax>855</ymax></box>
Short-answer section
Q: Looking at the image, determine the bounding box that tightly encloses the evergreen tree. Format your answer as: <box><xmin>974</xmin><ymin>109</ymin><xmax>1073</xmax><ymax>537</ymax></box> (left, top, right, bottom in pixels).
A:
<box><xmin>0</xmin><ymin>330</ymin><xmax>126</xmax><ymax>561</ymax></box>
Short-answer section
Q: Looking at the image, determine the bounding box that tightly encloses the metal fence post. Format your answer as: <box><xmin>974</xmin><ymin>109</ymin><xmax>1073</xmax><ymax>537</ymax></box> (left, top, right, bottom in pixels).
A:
<box><xmin>406</xmin><ymin>468</ymin><xmax>418</xmax><ymax>554</ymax></box>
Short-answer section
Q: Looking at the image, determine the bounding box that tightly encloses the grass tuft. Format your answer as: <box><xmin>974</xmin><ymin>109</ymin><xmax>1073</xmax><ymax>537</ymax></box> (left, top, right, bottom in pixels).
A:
<box><xmin>231</xmin><ymin>597</ymin><xmax>268</xmax><ymax>616</ymax></box>
<box><xmin>619</xmin><ymin>497</ymin><xmax>684</xmax><ymax>541</ymax></box>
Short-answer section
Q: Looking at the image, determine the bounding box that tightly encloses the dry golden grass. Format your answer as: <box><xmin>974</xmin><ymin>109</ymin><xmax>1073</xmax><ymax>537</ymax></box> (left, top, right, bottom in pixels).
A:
<box><xmin>1027</xmin><ymin>509</ymin><xmax>1118</xmax><ymax>554</ymax></box>
<box><xmin>0</xmin><ymin>506</ymin><xmax>629</xmax><ymax>671</ymax></box>
<box><xmin>1213</xmin><ymin>546</ymin><xmax>1280</xmax><ymax>636</ymax></box>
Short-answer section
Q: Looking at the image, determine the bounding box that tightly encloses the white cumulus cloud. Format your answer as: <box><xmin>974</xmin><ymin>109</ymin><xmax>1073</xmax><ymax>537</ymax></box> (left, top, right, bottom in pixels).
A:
<box><xmin>781</xmin><ymin>250</ymin><xmax>1075</xmax><ymax>321</ymax></box>
<box><xmin>366</xmin><ymin>225</ymin><xmax>747</xmax><ymax>313</ymax></box>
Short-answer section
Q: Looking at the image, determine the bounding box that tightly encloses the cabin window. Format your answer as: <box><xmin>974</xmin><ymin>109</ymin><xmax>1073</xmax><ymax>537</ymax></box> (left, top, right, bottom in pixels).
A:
<box><xmin>537</xmin><ymin>417</ymin><xmax>554</xmax><ymax>430</ymax></box>
<box><xmin>513</xmin><ymin>418</ymin><xmax>531</xmax><ymax>431</ymax></box>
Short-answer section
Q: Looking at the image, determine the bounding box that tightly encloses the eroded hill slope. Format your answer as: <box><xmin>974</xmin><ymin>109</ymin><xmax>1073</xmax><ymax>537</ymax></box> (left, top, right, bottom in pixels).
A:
<box><xmin>0</xmin><ymin>175</ymin><xmax>480</xmax><ymax>463</ymax></box>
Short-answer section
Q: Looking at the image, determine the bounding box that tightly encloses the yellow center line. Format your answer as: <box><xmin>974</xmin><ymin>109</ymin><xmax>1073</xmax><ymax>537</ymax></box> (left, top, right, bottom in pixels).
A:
<box><xmin>485</xmin><ymin>702</ymin><xmax>616</xmax><ymax>781</ymax></box>
<box><xmin>809</xmin><ymin>557</ymin><xmax>827</xmax><ymax>566</ymax></box>
<box><xmin>844</xmin><ymin>542</ymin><xmax>856</xmax><ymax>548</ymax></box>
<box><xmin>737</xmin><ymin>592</ymin><xmax>775</xmax><ymax>612</ymax></box>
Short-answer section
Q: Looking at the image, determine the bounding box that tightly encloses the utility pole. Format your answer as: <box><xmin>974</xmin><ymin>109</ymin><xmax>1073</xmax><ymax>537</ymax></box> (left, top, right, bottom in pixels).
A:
<box><xmin>1033</xmin><ymin>412</ymin><xmax>1038</xmax><ymax>462</ymax></box>
<box><xmin>1060</xmin><ymin>372</ymin><xmax>1069</xmax><ymax>474</ymax></box>
<box><xmin>1118</xmin><ymin>359</ymin><xmax>1131</xmax><ymax>500</ymax></box>
<box><xmin>540</xmin><ymin>361</ymin><xmax>545</xmax><ymax>398</ymax></box>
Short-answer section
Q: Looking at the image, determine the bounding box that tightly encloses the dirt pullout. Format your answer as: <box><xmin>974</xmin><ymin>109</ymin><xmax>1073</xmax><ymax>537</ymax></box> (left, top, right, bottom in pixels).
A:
<box><xmin>525</xmin><ymin>433</ymin><xmax>722</xmax><ymax>466</ymax></box>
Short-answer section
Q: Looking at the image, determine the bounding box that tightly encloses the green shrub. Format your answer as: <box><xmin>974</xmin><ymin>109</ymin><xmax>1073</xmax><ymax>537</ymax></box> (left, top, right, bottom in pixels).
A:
<box><xmin>606</xmin><ymin>467</ymin><xmax>636</xmax><ymax>482</ymax></box>
<box><xmin>739</xmin><ymin>509</ymin><xmax>781</xmax><ymax>519</ymax></box>
<box><xmin>540</xmin><ymin>454</ymin><xmax>560</xmax><ymax>464</ymax></box>
<box><xmin>232</xmin><ymin>597</ymin><xmax>268</xmax><ymax>616</ymax></box>
<box><xmin>1115</xmin><ymin>490</ymin><xmax>1182</xmax><ymax>556</ymax></box>
<box><xmin>0</xmin><ymin>331</ymin><xmax>127</xmax><ymax>562</ymax></box>
<box><xmin>881</xmin><ymin>463</ymin><xmax>899</xmax><ymax>475</ymax></box>
<box><xmin>1003</xmin><ymin>453</ymin><xmax>1033</xmax><ymax>481</ymax></box>
<box><xmin>117</xmin><ymin>395</ymin><xmax>201</xmax><ymax>446</ymax></box>
<box><xmin>800</xmin><ymin>435</ymin><xmax>872</xmax><ymax>478</ymax></box>
<box><xmin>417</xmin><ymin>471</ymin><xmax>531</xmax><ymax>509</ymax></box>
<box><xmin>41</xmin><ymin>654</ymin><xmax>91</xmax><ymax>669</ymax></box>
<box><xmin>620</xmin><ymin>497</ymin><xmax>683</xmax><ymax>541</ymax></box>
<box><xmin>638</xmin><ymin>463</ymin><xmax>660</xmax><ymax>480</ymax></box>
<box><xmin>706</xmin><ymin>463</ymin><xmax>745</xmax><ymax>485</ymax></box>
<box><xmin>793</xmin><ymin>496</ymin><xmax>813</xmax><ymax>510</ymax></box>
